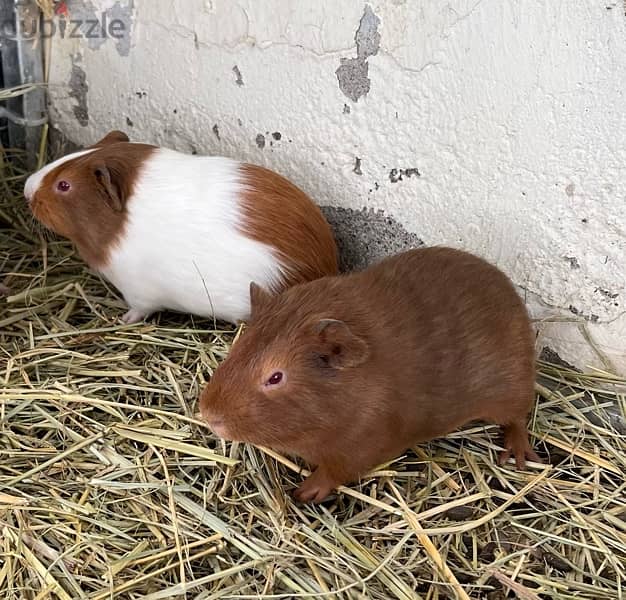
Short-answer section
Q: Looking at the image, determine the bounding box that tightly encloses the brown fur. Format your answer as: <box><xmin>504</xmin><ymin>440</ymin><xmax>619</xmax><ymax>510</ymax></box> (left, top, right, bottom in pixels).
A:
<box><xmin>239</xmin><ymin>164</ymin><xmax>338</xmax><ymax>287</ymax></box>
<box><xmin>28</xmin><ymin>131</ymin><xmax>156</xmax><ymax>268</ymax></box>
<box><xmin>199</xmin><ymin>247</ymin><xmax>540</xmax><ymax>503</ymax></box>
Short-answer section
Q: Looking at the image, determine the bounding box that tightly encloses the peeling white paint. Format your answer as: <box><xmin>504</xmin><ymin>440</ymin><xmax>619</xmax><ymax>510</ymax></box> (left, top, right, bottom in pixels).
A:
<box><xmin>47</xmin><ymin>0</ymin><xmax>626</xmax><ymax>374</ymax></box>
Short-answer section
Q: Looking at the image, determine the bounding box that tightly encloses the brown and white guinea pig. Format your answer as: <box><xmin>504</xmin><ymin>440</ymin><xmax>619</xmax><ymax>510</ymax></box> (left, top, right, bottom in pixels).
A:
<box><xmin>199</xmin><ymin>246</ymin><xmax>540</xmax><ymax>503</ymax></box>
<box><xmin>23</xmin><ymin>130</ymin><xmax>338</xmax><ymax>323</ymax></box>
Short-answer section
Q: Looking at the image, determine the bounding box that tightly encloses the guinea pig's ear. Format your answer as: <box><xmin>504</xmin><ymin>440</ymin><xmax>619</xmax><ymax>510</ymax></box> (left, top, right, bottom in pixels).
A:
<box><xmin>91</xmin><ymin>130</ymin><xmax>129</xmax><ymax>148</ymax></box>
<box><xmin>249</xmin><ymin>282</ymin><xmax>272</xmax><ymax>317</ymax></box>
<box><xmin>93</xmin><ymin>163</ymin><xmax>124</xmax><ymax>212</ymax></box>
<box><xmin>315</xmin><ymin>319</ymin><xmax>369</xmax><ymax>369</ymax></box>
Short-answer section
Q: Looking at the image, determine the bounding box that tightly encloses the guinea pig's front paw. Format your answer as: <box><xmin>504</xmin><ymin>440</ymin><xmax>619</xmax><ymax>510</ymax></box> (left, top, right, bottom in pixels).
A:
<box><xmin>293</xmin><ymin>468</ymin><xmax>338</xmax><ymax>504</ymax></box>
<box><xmin>120</xmin><ymin>308</ymin><xmax>148</xmax><ymax>324</ymax></box>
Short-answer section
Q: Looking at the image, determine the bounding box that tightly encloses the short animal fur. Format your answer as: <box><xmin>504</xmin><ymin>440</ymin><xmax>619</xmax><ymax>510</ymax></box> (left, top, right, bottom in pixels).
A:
<box><xmin>199</xmin><ymin>247</ymin><xmax>540</xmax><ymax>502</ymax></box>
<box><xmin>24</xmin><ymin>131</ymin><xmax>338</xmax><ymax>324</ymax></box>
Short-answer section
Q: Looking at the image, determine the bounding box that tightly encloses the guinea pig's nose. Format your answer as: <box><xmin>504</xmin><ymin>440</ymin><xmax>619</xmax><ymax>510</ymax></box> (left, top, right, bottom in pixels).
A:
<box><xmin>202</xmin><ymin>412</ymin><xmax>230</xmax><ymax>439</ymax></box>
<box><xmin>198</xmin><ymin>385</ymin><xmax>232</xmax><ymax>438</ymax></box>
<box><xmin>199</xmin><ymin>404</ymin><xmax>230</xmax><ymax>439</ymax></box>
<box><xmin>209</xmin><ymin>420</ymin><xmax>230</xmax><ymax>440</ymax></box>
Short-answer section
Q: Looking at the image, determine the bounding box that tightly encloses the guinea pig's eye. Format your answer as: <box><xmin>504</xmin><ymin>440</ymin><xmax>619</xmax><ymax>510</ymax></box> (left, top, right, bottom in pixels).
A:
<box><xmin>57</xmin><ymin>180</ymin><xmax>71</xmax><ymax>192</ymax></box>
<box><xmin>265</xmin><ymin>371</ymin><xmax>284</xmax><ymax>386</ymax></box>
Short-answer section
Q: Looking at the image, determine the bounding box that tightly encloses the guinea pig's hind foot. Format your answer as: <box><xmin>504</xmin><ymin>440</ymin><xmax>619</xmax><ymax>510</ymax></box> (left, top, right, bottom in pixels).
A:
<box><xmin>292</xmin><ymin>467</ymin><xmax>339</xmax><ymax>504</ymax></box>
<box><xmin>499</xmin><ymin>420</ymin><xmax>541</xmax><ymax>469</ymax></box>
<box><xmin>120</xmin><ymin>308</ymin><xmax>148</xmax><ymax>324</ymax></box>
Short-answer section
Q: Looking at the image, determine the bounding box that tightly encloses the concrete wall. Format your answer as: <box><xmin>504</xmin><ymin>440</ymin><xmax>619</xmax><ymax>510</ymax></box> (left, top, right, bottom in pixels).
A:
<box><xmin>46</xmin><ymin>1</ymin><xmax>626</xmax><ymax>374</ymax></box>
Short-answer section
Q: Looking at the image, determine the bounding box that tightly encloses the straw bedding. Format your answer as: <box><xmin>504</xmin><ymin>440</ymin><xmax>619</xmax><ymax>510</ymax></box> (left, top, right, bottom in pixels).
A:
<box><xmin>1</xmin><ymin>141</ymin><xmax>625</xmax><ymax>600</ymax></box>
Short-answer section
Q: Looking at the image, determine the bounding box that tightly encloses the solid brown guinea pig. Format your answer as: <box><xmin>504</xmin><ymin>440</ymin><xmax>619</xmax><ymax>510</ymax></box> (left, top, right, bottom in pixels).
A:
<box><xmin>199</xmin><ymin>247</ymin><xmax>540</xmax><ymax>503</ymax></box>
<box><xmin>23</xmin><ymin>130</ymin><xmax>338</xmax><ymax>324</ymax></box>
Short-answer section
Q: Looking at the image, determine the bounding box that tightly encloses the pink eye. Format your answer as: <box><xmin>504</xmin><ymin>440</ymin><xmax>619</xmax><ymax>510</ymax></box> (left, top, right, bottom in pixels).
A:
<box><xmin>266</xmin><ymin>371</ymin><xmax>284</xmax><ymax>386</ymax></box>
<box><xmin>57</xmin><ymin>180</ymin><xmax>71</xmax><ymax>192</ymax></box>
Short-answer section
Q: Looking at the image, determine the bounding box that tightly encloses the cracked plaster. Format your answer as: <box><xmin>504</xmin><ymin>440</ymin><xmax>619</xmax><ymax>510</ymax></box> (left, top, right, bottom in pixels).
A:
<box><xmin>45</xmin><ymin>0</ymin><xmax>626</xmax><ymax>374</ymax></box>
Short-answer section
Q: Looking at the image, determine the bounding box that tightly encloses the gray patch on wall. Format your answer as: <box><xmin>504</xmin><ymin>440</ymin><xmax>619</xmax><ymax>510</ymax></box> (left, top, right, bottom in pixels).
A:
<box><xmin>320</xmin><ymin>206</ymin><xmax>423</xmax><ymax>272</ymax></box>
<box><xmin>49</xmin><ymin>126</ymin><xmax>82</xmax><ymax>158</ymax></box>
<box><xmin>568</xmin><ymin>305</ymin><xmax>599</xmax><ymax>322</ymax></box>
<box><xmin>108</xmin><ymin>1</ymin><xmax>133</xmax><ymax>56</ymax></box>
<box><xmin>539</xmin><ymin>347</ymin><xmax>580</xmax><ymax>371</ymax></box>
<box><xmin>336</xmin><ymin>5</ymin><xmax>381</xmax><ymax>102</ymax></box>
<box><xmin>67</xmin><ymin>0</ymin><xmax>133</xmax><ymax>56</ymax></box>
<box><xmin>68</xmin><ymin>58</ymin><xmax>89</xmax><ymax>126</ymax></box>
<box><xmin>389</xmin><ymin>167</ymin><xmax>420</xmax><ymax>183</ymax></box>
<box><xmin>232</xmin><ymin>65</ymin><xmax>244</xmax><ymax>86</ymax></box>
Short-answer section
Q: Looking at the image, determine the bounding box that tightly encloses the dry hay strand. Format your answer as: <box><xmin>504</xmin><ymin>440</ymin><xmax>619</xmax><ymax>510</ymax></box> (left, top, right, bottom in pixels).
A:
<box><xmin>1</xmin><ymin>155</ymin><xmax>625</xmax><ymax>599</ymax></box>
<box><xmin>35</xmin><ymin>1</ymin><xmax>56</xmax><ymax>19</ymax></box>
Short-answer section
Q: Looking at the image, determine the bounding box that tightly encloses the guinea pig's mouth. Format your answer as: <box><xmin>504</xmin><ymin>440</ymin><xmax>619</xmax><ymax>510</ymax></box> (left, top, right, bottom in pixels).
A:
<box><xmin>205</xmin><ymin>418</ymin><xmax>234</xmax><ymax>441</ymax></box>
<box><xmin>26</xmin><ymin>196</ymin><xmax>55</xmax><ymax>233</ymax></box>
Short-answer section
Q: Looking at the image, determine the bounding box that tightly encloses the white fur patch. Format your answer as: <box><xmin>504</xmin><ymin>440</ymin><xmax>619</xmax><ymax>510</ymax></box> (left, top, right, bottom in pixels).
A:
<box><xmin>23</xmin><ymin>148</ymin><xmax>97</xmax><ymax>200</ymax></box>
<box><xmin>99</xmin><ymin>148</ymin><xmax>285</xmax><ymax>323</ymax></box>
